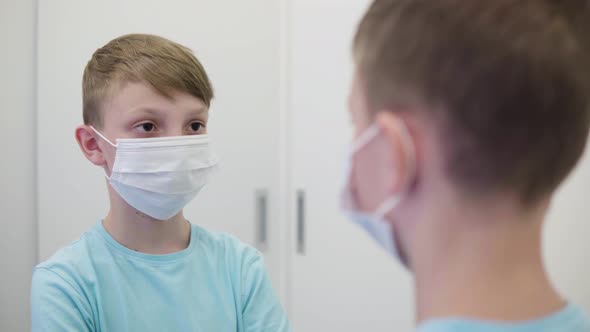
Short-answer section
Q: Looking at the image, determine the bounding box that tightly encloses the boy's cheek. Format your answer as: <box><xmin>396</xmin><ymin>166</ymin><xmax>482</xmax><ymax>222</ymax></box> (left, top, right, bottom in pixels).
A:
<box><xmin>95</xmin><ymin>141</ymin><xmax>116</xmax><ymax>170</ymax></box>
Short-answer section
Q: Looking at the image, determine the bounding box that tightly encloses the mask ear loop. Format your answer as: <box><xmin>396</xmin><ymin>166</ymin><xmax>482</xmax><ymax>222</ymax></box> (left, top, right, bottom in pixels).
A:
<box><xmin>351</xmin><ymin>125</ymin><xmax>381</xmax><ymax>154</ymax></box>
<box><xmin>90</xmin><ymin>126</ymin><xmax>117</xmax><ymax>148</ymax></box>
<box><xmin>89</xmin><ymin>126</ymin><xmax>117</xmax><ymax>180</ymax></box>
<box><xmin>375</xmin><ymin>196</ymin><xmax>402</xmax><ymax>220</ymax></box>
<box><xmin>372</xmin><ymin>119</ymin><xmax>417</xmax><ymax>220</ymax></box>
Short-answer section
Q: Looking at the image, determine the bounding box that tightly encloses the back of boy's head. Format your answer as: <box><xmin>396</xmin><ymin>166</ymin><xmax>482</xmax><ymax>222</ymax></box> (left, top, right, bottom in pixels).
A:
<box><xmin>354</xmin><ymin>0</ymin><xmax>590</xmax><ymax>205</ymax></box>
<box><xmin>83</xmin><ymin>34</ymin><xmax>214</xmax><ymax>128</ymax></box>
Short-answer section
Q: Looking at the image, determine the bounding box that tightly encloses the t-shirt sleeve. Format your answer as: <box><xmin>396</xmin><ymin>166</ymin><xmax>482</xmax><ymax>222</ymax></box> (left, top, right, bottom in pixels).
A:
<box><xmin>31</xmin><ymin>267</ymin><xmax>94</xmax><ymax>332</ymax></box>
<box><xmin>241</xmin><ymin>250</ymin><xmax>292</xmax><ymax>332</ymax></box>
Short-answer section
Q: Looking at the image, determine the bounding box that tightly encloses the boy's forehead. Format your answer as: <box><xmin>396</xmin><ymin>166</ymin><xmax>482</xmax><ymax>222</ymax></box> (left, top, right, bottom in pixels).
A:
<box><xmin>108</xmin><ymin>81</ymin><xmax>173</xmax><ymax>106</ymax></box>
<box><xmin>105</xmin><ymin>81</ymin><xmax>208</xmax><ymax>116</ymax></box>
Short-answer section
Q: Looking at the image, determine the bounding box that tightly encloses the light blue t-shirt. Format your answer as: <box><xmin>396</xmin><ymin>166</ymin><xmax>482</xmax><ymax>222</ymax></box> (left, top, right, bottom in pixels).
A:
<box><xmin>31</xmin><ymin>221</ymin><xmax>291</xmax><ymax>332</ymax></box>
<box><xmin>417</xmin><ymin>304</ymin><xmax>590</xmax><ymax>332</ymax></box>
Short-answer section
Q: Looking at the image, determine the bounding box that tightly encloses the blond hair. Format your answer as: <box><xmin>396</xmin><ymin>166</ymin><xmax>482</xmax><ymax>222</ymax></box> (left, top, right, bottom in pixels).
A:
<box><xmin>83</xmin><ymin>34</ymin><xmax>214</xmax><ymax>127</ymax></box>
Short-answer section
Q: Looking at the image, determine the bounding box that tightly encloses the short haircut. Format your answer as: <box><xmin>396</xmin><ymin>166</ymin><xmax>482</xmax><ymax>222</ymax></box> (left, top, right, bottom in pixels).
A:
<box><xmin>354</xmin><ymin>0</ymin><xmax>590</xmax><ymax>204</ymax></box>
<box><xmin>83</xmin><ymin>34</ymin><xmax>214</xmax><ymax>127</ymax></box>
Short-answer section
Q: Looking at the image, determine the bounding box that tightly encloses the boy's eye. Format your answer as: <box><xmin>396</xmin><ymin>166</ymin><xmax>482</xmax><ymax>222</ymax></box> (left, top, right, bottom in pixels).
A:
<box><xmin>190</xmin><ymin>122</ymin><xmax>203</xmax><ymax>132</ymax></box>
<box><xmin>135</xmin><ymin>122</ymin><xmax>156</xmax><ymax>132</ymax></box>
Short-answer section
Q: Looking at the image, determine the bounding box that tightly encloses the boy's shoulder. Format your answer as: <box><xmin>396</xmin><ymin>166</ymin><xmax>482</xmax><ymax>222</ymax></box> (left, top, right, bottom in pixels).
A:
<box><xmin>416</xmin><ymin>304</ymin><xmax>590</xmax><ymax>332</ymax></box>
<box><xmin>190</xmin><ymin>222</ymin><xmax>262</xmax><ymax>264</ymax></box>
<box><xmin>33</xmin><ymin>225</ymin><xmax>100</xmax><ymax>286</ymax></box>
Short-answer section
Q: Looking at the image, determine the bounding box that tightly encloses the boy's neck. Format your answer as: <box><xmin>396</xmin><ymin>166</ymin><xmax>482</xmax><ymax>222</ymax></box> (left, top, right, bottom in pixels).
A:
<box><xmin>103</xmin><ymin>186</ymin><xmax>191</xmax><ymax>255</ymax></box>
<box><xmin>412</xmin><ymin>198</ymin><xmax>564</xmax><ymax>324</ymax></box>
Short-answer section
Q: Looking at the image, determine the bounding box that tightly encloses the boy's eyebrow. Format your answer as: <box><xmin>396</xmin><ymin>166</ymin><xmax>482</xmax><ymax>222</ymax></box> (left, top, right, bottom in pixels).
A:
<box><xmin>188</xmin><ymin>106</ymin><xmax>208</xmax><ymax>114</ymax></box>
<box><xmin>128</xmin><ymin>106</ymin><xmax>208</xmax><ymax>115</ymax></box>
<box><xmin>128</xmin><ymin>107</ymin><xmax>162</xmax><ymax>116</ymax></box>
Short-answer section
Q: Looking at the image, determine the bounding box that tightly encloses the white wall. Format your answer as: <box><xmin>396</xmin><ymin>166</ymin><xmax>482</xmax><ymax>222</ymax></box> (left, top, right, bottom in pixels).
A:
<box><xmin>545</xmin><ymin>142</ymin><xmax>590</xmax><ymax>309</ymax></box>
<box><xmin>0</xmin><ymin>0</ymin><xmax>37</xmax><ymax>331</ymax></box>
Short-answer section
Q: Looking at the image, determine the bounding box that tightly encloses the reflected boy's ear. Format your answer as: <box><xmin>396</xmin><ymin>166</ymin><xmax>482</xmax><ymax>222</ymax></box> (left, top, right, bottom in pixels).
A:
<box><xmin>75</xmin><ymin>125</ymin><xmax>106</xmax><ymax>167</ymax></box>
<box><xmin>375</xmin><ymin>112</ymin><xmax>417</xmax><ymax>194</ymax></box>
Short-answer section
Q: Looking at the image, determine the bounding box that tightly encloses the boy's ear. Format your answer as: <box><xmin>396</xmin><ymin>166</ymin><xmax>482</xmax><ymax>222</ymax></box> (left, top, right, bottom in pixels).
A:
<box><xmin>75</xmin><ymin>125</ymin><xmax>106</xmax><ymax>166</ymax></box>
<box><xmin>375</xmin><ymin>112</ymin><xmax>417</xmax><ymax>193</ymax></box>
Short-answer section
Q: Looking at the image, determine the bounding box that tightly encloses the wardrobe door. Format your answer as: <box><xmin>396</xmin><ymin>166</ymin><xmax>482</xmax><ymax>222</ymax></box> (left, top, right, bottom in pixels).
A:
<box><xmin>286</xmin><ymin>1</ymin><xmax>414</xmax><ymax>331</ymax></box>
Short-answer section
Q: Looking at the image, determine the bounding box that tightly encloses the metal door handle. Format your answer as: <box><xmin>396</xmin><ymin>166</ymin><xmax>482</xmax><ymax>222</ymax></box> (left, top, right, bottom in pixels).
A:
<box><xmin>296</xmin><ymin>190</ymin><xmax>305</xmax><ymax>255</ymax></box>
<box><xmin>255</xmin><ymin>189</ymin><xmax>268</xmax><ymax>251</ymax></box>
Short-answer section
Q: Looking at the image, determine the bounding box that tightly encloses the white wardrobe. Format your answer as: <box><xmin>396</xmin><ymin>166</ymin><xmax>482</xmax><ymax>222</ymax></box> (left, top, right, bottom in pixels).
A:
<box><xmin>36</xmin><ymin>1</ymin><xmax>590</xmax><ymax>331</ymax></box>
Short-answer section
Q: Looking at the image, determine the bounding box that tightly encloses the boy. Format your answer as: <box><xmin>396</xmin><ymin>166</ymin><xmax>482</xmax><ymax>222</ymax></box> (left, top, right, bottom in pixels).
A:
<box><xmin>31</xmin><ymin>34</ymin><xmax>291</xmax><ymax>332</ymax></box>
<box><xmin>343</xmin><ymin>0</ymin><xmax>590</xmax><ymax>331</ymax></box>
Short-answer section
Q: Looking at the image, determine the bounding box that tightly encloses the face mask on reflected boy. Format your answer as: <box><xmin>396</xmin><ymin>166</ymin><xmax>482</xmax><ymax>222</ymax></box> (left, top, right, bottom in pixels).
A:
<box><xmin>91</xmin><ymin>127</ymin><xmax>219</xmax><ymax>220</ymax></box>
<box><xmin>341</xmin><ymin>124</ymin><xmax>415</xmax><ymax>261</ymax></box>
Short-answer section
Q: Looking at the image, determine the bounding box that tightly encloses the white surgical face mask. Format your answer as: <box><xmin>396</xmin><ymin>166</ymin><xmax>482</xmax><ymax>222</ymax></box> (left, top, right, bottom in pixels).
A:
<box><xmin>91</xmin><ymin>127</ymin><xmax>219</xmax><ymax>220</ymax></box>
<box><xmin>341</xmin><ymin>124</ymin><xmax>415</xmax><ymax>259</ymax></box>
